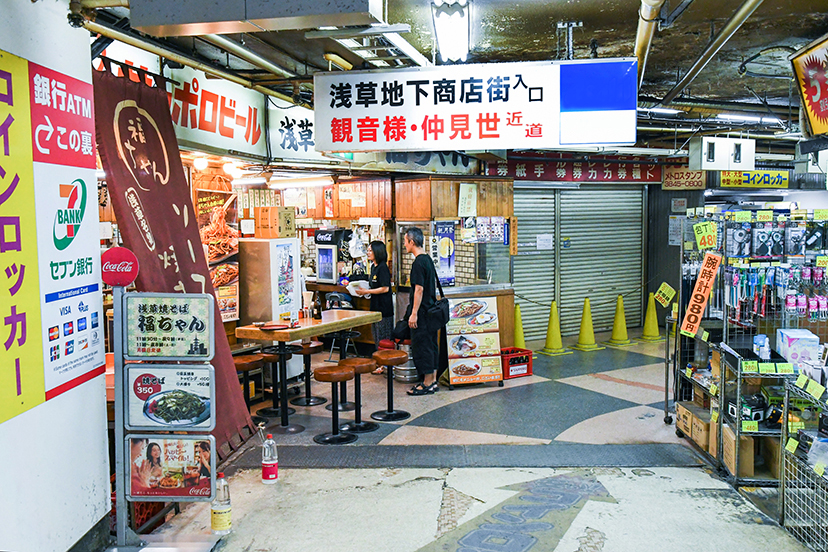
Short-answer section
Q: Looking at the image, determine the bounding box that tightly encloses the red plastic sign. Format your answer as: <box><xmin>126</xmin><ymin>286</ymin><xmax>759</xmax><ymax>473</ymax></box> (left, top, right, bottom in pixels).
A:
<box><xmin>101</xmin><ymin>246</ymin><xmax>139</xmax><ymax>287</ymax></box>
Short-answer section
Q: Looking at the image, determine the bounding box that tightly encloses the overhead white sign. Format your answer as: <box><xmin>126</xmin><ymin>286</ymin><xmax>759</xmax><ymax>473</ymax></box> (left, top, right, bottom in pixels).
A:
<box><xmin>313</xmin><ymin>58</ymin><xmax>637</xmax><ymax>152</ymax></box>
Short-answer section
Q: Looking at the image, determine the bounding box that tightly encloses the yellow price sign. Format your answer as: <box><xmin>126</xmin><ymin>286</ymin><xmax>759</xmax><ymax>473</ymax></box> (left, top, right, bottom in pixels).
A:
<box><xmin>701</xmin><ymin>330</ymin><xmax>709</xmax><ymax>342</ymax></box>
<box><xmin>758</xmin><ymin>363</ymin><xmax>776</xmax><ymax>374</ymax></box>
<box><xmin>680</xmin><ymin>329</ymin><xmax>696</xmax><ymax>338</ymax></box>
<box><xmin>789</xmin><ymin>421</ymin><xmax>805</xmax><ymax>432</ymax></box>
<box><xmin>756</xmin><ymin>210</ymin><xmax>773</xmax><ymax>222</ymax></box>
<box><xmin>742</xmin><ymin>360</ymin><xmax>759</xmax><ymax>373</ymax></box>
<box><xmin>777</xmin><ymin>214</ymin><xmax>787</xmax><ymax>222</ymax></box>
<box><xmin>816</xmin><ymin>464</ymin><xmax>826</xmax><ymax>477</ymax></box>
<box><xmin>776</xmin><ymin>363</ymin><xmax>794</xmax><ymax>374</ymax></box>
<box><xmin>742</xmin><ymin>420</ymin><xmax>759</xmax><ymax>432</ymax></box>
<box><xmin>796</xmin><ymin>374</ymin><xmax>809</xmax><ymax>389</ymax></box>
<box><xmin>709</xmin><ymin>383</ymin><xmax>718</xmax><ymax>396</ymax></box>
<box><xmin>806</xmin><ymin>379</ymin><xmax>826</xmax><ymax>400</ymax></box>
<box><xmin>685</xmin><ymin>368</ymin><xmax>693</xmax><ymax>379</ymax></box>
<box><xmin>694</xmin><ymin>221</ymin><xmax>717</xmax><ymax>250</ymax></box>
<box><xmin>671</xmin><ymin>303</ymin><xmax>678</xmax><ymax>318</ymax></box>
<box><xmin>654</xmin><ymin>282</ymin><xmax>677</xmax><ymax>308</ymax></box>
<box><xmin>711</xmin><ymin>410</ymin><xmax>719</xmax><ymax>423</ymax></box>
<box><xmin>814</xmin><ymin>209</ymin><xmax>828</xmax><ymax>221</ymax></box>
<box><xmin>786</xmin><ymin>438</ymin><xmax>799</xmax><ymax>453</ymax></box>
<box><xmin>734</xmin><ymin>211</ymin><xmax>752</xmax><ymax>222</ymax></box>
<box><xmin>817</xmin><ymin>256</ymin><xmax>828</xmax><ymax>268</ymax></box>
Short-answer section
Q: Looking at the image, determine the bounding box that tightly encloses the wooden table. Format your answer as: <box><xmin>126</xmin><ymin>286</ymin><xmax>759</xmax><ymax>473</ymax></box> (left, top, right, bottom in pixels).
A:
<box><xmin>236</xmin><ymin>310</ymin><xmax>381</xmax><ymax>434</ymax></box>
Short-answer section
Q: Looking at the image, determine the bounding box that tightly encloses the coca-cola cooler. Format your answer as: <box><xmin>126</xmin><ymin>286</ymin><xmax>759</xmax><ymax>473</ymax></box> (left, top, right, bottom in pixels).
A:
<box><xmin>314</xmin><ymin>228</ymin><xmax>351</xmax><ymax>284</ymax></box>
<box><xmin>238</xmin><ymin>237</ymin><xmax>303</xmax><ymax>380</ymax></box>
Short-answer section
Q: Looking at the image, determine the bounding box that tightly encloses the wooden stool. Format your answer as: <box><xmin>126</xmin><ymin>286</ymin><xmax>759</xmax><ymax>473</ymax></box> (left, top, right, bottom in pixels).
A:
<box><xmin>290</xmin><ymin>341</ymin><xmax>326</xmax><ymax>407</ymax></box>
<box><xmin>313</xmin><ymin>366</ymin><xmax>357</xmax><ymax>445</ymax></box>
<box><xmin>338</xmin><ymin>358</ymin><xmax>379</xmax><ymax>433</ymax></box>
<box><xmin>234</xmin><ymin>354</ymin><xmax>268</xmax><ymax>427</ymax></box>
<box><xmin>259</xmin><ymin>346</ymin><xmax>298</xmax><ymax>418</ymax></box>
<box><xmin>370</xmin><ymin>350</ymin><xmax>411</xmax><ymax>422</ymax></box>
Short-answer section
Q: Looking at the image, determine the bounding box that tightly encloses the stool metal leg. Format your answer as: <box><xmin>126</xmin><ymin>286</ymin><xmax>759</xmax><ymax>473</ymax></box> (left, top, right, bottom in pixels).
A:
<box><xmin>371</xmin><ymin>365</ymin><xmax>410</xmax><ymax>422</ymax></box>
<box><xmin>314</xmin><ymin>381</ymin><xmax>357</xmax><ymax>445</ymax></box>
<box><xmin>256</xmin><ymin>362</ymin><xmax>282</xmax><ymax>418</ymax></box>
<box><xmin>290</xmin><ymin>354</ymin><xmax>326</xmax><ymax>407</ymax></box>
<box><xmin>272</xmin><ymin>342</ymin><xmax>304</xmax><ymax>435</ymax></box>
<box><xmin>341</xmin><ymin>374</ymin><xmax>379</xmax><ymax>433</ymax></box>
<box><xmin>326</xmin><ymin>333</ymin><xmax>356</xmax><ymax>412</ymax></box>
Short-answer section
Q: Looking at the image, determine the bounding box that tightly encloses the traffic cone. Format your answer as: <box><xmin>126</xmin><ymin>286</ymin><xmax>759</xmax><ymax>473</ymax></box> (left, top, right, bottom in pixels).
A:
<box><xmin>539</xmin><ymin>301</ymin><xmax>572</xmax><ymax>356</ymax></box>
<box><xmin>639</xmin><ymin>292</ymin><xmax>664</xmax><ymax>342</ymax></box>
<box><xmin>604</xmin><ymin>295</ymin><xmax>634</xmax><ymax>346</ymax></box>
<box><xmin>570</xmin><ymin>298</ymin><xmax>605</xmax><ymax>352</ymax></box>
<box><xmin>514</xmin><ymin>304</ymin><xmax>526</xmax><ymax>349</ymax></box>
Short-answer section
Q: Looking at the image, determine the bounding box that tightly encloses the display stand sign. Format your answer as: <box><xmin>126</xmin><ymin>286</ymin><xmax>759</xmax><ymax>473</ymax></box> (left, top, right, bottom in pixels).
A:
<box><xmin>126</xmin><ymin>435</ymin><xmax>216</xmax><ymax>501</ymax></box>
<box><xmin>123</xmin><ymin>292</ymin><xmax>215</xmax><ymax>361</ymax></box>
<box><xmin>446</xmin><ymin>297</ymin><xmax>503</xmax><ymax>385</ymax></box>
<box><xmin>125</xmin><ymin>364</ymin><xmax>215</xmax><ymax>431</ymax></box>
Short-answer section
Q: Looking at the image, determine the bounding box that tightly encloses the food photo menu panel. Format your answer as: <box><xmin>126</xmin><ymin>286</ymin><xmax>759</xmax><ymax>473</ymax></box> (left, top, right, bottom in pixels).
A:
<box><xmin>446</xmin><ymin>297</ymin><xmax>503</xmax><ymax>385</ymax></box>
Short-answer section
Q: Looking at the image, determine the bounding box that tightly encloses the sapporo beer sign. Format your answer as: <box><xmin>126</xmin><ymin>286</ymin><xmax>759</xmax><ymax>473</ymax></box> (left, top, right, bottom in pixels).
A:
<box><xmin>680</xmin><ymin>252</ymin><xmax>722</xmax><ymax>337</ymax></box>
<box><xmin>123</xmin><ymin>292</ymin><xmax>214</xmax><ymax>361</ymax></box>
<box><xmin>101</xmin><ymin>246</ymin><xmax>140</xmax><ymax>287</ymax></box>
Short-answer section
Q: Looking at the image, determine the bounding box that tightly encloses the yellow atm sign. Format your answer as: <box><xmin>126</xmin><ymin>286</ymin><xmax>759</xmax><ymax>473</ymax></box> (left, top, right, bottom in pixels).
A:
<box><xmin>720</xmin><ymin>171</ymin><xmax>789</xmax><ymax>188</ymax></box>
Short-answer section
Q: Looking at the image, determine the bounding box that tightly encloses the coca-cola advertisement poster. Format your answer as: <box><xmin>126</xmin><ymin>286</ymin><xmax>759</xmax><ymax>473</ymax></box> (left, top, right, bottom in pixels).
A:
<box><xmin>126</xmin><ymin>365</ymin><xmax>215</xmax><ymax>431</ymax></box>
<box><xmin>101</xmin><ymin>246</ymin><xmax>140</xmax><ymax>287</ymax></box>
<box><xmin>127</xmin><ymin>435</ymin><xmax>215</xmax><ymax>501</ymax></box>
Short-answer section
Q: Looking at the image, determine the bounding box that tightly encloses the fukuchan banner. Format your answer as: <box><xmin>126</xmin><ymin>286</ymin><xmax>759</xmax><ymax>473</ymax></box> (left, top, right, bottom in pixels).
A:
<box><xmin>313</xmin><ymin>58</ymin><xmax>637</xmax><ymax>152</ymax></box>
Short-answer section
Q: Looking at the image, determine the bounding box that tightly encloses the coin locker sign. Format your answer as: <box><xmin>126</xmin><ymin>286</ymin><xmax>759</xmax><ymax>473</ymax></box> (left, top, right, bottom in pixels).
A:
<box><xmin>680</xmin><ymin>252</ymin><xmax>721</xmax><ymax>337</ymax></box>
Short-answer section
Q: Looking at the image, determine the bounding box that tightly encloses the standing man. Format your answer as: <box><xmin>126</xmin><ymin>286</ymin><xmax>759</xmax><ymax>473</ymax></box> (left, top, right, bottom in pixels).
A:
<box><xmin>404</xmin><ymin>227</ymin><xmax>440</xmax><ymax>395</ymax></box>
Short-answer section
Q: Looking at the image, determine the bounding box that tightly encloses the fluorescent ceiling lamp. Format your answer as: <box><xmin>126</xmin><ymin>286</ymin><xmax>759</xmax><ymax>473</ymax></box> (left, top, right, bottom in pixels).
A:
<box><xmin>233</xmin><ymin>177</ymin><xmax>267</xmax><ymax>185</ymax></box>
<box><xmin>716</xmin><ymin>113</ymin><xmax>781</xmax><ymax>124</ymax></box>
<box><xmin>637</xmin><ymin>107</ymin><xmax>681</xmax><ymax>115</ymax></box>
<box><xmin>431</xmin><ymin>0</ymin><xmax>470</xmax><ymax>63</ymax></box>
<box><xmin>269</xmin><ymin>176</ymin><xmax>334</xmax><ymax>189</ymax></box>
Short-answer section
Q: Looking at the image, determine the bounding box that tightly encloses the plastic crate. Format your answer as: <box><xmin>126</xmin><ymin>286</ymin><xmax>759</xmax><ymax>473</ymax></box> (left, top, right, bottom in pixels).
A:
<box><xmin>501</xmin><ymin>348</ymin><xmax>533</xmax><ymax>379</ymax></box>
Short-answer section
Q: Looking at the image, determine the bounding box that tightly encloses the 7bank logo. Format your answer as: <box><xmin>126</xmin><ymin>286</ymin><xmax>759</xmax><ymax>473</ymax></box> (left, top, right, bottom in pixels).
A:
<box><xmin>53</xmin><ymin>178</ymin><xmax>87</xmax><ymax>251</ymax></box>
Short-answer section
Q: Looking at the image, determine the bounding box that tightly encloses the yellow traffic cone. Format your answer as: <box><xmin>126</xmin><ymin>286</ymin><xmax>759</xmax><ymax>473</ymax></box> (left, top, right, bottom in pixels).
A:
<box><xmin>539</xmin><ymin>301</ymin><xmax>572</xmax><ymax>356</ymax></box>
<box><xmin>639</xmin><ymin>292</ymin><xmax>664</xmax><ymax>342</ymax></box>
<box><xmin>570</xmin><ymin>298</ymin><xmax>605</xmax><ymax>352</ymax></box>
<box><xmin>514</xmin><ymin>304</ymin><xmax>526</xmax><ymax>349</ymax></box>
<box><xmin>604</xmin><ymin>295</ymin><xmax>634</xmax><ymax>346</ymax></box>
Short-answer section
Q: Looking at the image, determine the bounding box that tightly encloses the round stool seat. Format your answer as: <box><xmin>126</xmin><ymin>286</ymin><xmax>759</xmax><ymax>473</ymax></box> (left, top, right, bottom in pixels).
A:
<box><xmin>315</xmin><ymin>365</ymin><xmax>355</xmax><ymax>383</ymax></box>
<box><xmin>378</xmin><ymin>339</ymin><xmax>396</xmax><ymax>350</ymax></box>
<box><xmin>373</xmin><ymin>349</ymin><xmax>409</xmax><ymax>367</ymax></box>
<box><xmin>261</xmin><ymin>352</ymin><xmax>291</xmax><ymax>363</ymax></box>
<box><xmin>339</xmin><ymin>357</ymin><xmax>377</xmax><ymax>375</ymax></box>
<box><xmin>340</xmin><ymin>330</ymin><xmax>361</xmax><ymax>339</ymax></box>
<box><xmin>298</xmin><ymin>340</ymin><xmax>324</xmax><ymax>355</ymax></box>
<box><xmin>234</xmin><ymin>354</ymin><xmax>264</xmax><ymax>372</ymax></box>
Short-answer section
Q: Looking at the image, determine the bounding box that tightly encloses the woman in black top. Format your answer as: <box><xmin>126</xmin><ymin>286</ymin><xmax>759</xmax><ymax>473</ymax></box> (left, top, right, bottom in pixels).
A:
<box><xmin>355</xmin><ymin>241</ymin><xmax>394</xmax><ymax>373</ymax></box>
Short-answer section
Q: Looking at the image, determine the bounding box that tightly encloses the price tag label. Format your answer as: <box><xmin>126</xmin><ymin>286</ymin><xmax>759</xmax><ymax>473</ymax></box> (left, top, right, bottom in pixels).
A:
<box><xmin>742</xmin><ymin>420</ymin><xmax>759</xmax><ymax>432</ymax></box>
<box><xmin>680</xmin><ymin>329</ymin><xmax>696</xmax><ymax>338</ymax></box>
<box><xmin>758</xmin><ymin>363</ymin><xmax>776</xmax><ymax>374</ymax></box>
<box><xmin>686</xmin><ymin>208</ymin><xmax>695</xmax><ymax>218</ymax></box>
<box><xmin>685</xmin><ymin>368</ymin><xmax>693</xmax><ymax>379</ymax></box>
<box><xmin>702</xmin><ymin>330</ymin><xmax>709</xmax><ymax>342</ymax></box>
<box><xmin>817</xmin><ymin>256</ymin><xmax>828</xmax><ymax>268</ymax></box>
<box><xmin>709</xmin><ymin>383</ymin><xmax>718</xmax><ymax>396</ymax></box>
<box><xmin>694</xmin><ymin>221</ymin><xmax>717</xmax><ymax>250</ymax></box>
<box><xmin>789</xmin><ymin>421</ymin><xmax>805</xmax><ymax>432</ymax></box>
<box><xmin>814</xmin><ymin>209</ymin><xmax>828</xmax><ymax>221</ymax></box>
<box><xmin>654</xmin><ymin>282</ymin><xmax>677</xmax><ymax>308</ymax></box>
<box><xmin>806</xmin><ymin>379</ymin><xmax>826</xmax><ymax>400</ymax></box>
<box><xmin>757</xmin><ymin>210</ymin><xmax>773</xmax><ymax>222</ymax></box>
<box><xmin>711</xmin><ymin>410</ymin><xmax>719</xmax><ymax>423</ymax></box>
<box><xmin>776</xmin><ymin>363</ymin><xmax>794</xmax><ymax>374</ymax></box>
<box><xmin>796</xmin><ymin>374</ymin><xmax>809</xmax><ymax>389</ymax></box>
<box><xmin>786</xmin><ymin>438</ymin><xmax>799</xmax><ymax>453</ymax></box>
<box><xmin>777</xmin><ymin>214</ymin><xmax>787</xmax><ymax>222</ymax></box>
<box><xmin>815</xmin><ymin>463</ymin><xmax>826</xmax><ymax>477</ymax></box>
<box><xmin>734</xmin><ymin>211</ymin><xmax>752</xmax><ymax>222</ymax></box>
<box><xmin>742</xmin><ymin>360</ymin><xmax>759</xmax><ymax>373</ymax></box>
<box><xmin>671</xmin><ymin>303</ymin><xmax>678</xmax><ymax>318</ymax></box>
<box><xmin>684</xmin><ymin>241</ymin><xmax>695</xmax><ymax>251</ymax></box>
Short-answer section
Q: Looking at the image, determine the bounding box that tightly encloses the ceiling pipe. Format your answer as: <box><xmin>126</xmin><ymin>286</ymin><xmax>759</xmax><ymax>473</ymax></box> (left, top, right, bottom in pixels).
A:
<box><xmin>81</xmin><ymin>0</ymin><xmax>129</xmax><ymax>7</ymax></box>
<box><xmin>80</xmin><ymin>18</ymin><xmax>304</xmax><ymax>106</ymax></box>
<box><xmin>661</xmin><ymin>0</ymin><xmax>765</xmax><ymax>105</ymax></box>
<box><xmin>201</xmin><ymin>34</ymin><xmax>296</xmax><ymax>79</ymax></box>
<box><xmin>634</xmin><ymin>0</ymin><xmax>667</xmax><ymax>89</ymax></box>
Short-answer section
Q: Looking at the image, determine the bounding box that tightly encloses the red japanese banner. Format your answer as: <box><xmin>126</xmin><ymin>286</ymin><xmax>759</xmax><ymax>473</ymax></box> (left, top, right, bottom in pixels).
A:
<box><xmin>680</xmin><ymin>252</ymin><xmax>721</xmax><ymax>337</ymax></box>
<box><xmin>486</xmin><ymin>154</ymin><xmax>661</xmax><ymax>183</ymax></box>
<box><xmin>93</xmin><ymin>68</ymin><xmax>253</xmax><ymax>458</ymax></box>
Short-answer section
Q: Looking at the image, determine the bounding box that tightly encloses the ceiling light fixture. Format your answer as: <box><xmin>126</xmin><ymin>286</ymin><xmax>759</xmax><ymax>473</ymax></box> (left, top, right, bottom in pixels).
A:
<box><xmin>268</xmin><ymin>176</ymin><xmax>335</xmax><ymax>189</ymax></box>
<box><xmin>637</xmin><ymin>107</ymin><xmax>681</xmax><ymax>115</ymax></box>
<box><xmin>222</xmin><ymin>162</ymin><xmax>237</xmax><ymax>175</ymax></box>
<box><xmin>716</xmin><ymin>113</ymin><xmax>782</xmax><ymax>124</ymax></box>
<box><xmin>193</xmin><ymin>157</ymin><xmax>209</xmax><ymax>171</ymax></box>
<box><xmin>431</xmin><ymin>0</ymin><xmax>470</xmax><ymax>63</ymax></box>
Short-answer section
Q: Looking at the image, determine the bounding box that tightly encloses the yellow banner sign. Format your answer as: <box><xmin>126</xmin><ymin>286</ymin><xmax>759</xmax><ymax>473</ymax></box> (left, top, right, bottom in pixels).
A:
<box><xmin>654</xmin><ymin>282</ymin><xmax>676</xmax><ymax>308</ymax></box>
<box><xmin>720</xmin><ymin>170</ymin><xmax>789</xmax><ymax>188</ymax></box>
<box><xmin>693</xmin><ymin>221</ymin><xmax>717</xmax><ymax>250</ymax></box>
<box><xmin>662</xmin><ymin>166</ymin><xmax>705</xmax><ymax>190</ymax></box>
<box><xmin>791</xmin><ymin>35</ymin><xmax>828</xmax><ymax>136</ymax></box>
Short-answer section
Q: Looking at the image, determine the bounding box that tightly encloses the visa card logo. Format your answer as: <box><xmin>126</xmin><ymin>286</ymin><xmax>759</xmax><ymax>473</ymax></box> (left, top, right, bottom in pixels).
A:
<box><xmin>48</xmin><ymin>326</ymin><xmax>59</xmax><ymax>341</ymax></box>
<box><xmin>77</xmin><ymin>317</ymin><xmax>87</xmax><ymax>332</ymax></box>
<box><xmin>50</xmin><ymin>345</ymin><xmax>60</xmax><ymax>361</ymax></box>
<box><xmin>63</xmin><ymin>321</ymin><xmax>73</xmax><ymax>336</ymax></box>
<box><xmin>65</xmin><ymin>340</ymin><xmax>74</xmax><ymax>355</ymax></box>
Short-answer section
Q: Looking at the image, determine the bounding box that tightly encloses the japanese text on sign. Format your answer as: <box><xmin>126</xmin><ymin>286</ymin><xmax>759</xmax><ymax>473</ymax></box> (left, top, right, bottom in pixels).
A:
<box><xmin>487</xmin><ymin>155</ymin><xmax>661</xmax><ymax>183</ymax></box>
<box><xmin>654</xmin><ymin>282</ymin><xmax>676</xmax><ymax>308</ymax></box>
<box><xmin>662</xmin><ymin>166</ymin><xmax>705</xmax><ymax>190</ymax></box>
<box><xmin>680</xmin><ymin>252</ymin><xmax>721</xmax><ymax>337</ymax></box>
<box><xmin>720</xmin><ymin>170</ymin><xmax>789</xmax><ymax>188</ymax></box>
<box><xmin>124</xmin><ymin>293</ymin><xmax>214</xmax><ymax>360</ymax></box>
<box><xmin>693</xmin><ymin>221</ymin><xmax>717</xmax><ymax>250</ymax></box>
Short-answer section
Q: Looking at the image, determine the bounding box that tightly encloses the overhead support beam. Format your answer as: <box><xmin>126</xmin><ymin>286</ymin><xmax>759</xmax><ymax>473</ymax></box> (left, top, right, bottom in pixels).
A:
<box><xmin>80</xmin><ymin>18</ymin><xmax>304</xmax><ymax>106</ymax></box>
<box><xmin>201</xmin><ymin>34</ymin><xmax>295</xmax><ymax>79</ymax></box>
<box><xmin>305</xmin><ymin>24</ymin><xmax>411</xmax><ymax>40</ymax></box>
<box><xmin>634</xmin><ymin>0</ymin><xmax>667</xmax><ymax>89</ymax></box>
<box><xmin>660</xmin><ymin>0</ymin><xmax>765</xmax><ymax>105</ymax></box>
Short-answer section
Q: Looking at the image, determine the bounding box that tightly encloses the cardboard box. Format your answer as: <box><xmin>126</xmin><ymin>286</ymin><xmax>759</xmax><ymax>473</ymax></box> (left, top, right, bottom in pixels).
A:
<box><xmin>777</xmin><ymin>328</ymin><xmax>820</xmax><ymax>368</ymax></box>
<box><xmin>709</xmin><ymin>415</ymin><xmax>719</xmax><ymax>458</ymax></box>
<box><xmin>693</xmin><ymin>389</ymin><xmax>710</xmax><ymax>409</ymax></box>
<box><xmin>255</xmin><ymin>206</ymin><xmax>296</xmax><ymax>238</ymax></box>
<box><xmin>711</xmin><ymin>348</ymin><xmax>721</xmax><ymax>379</ymax></box>
<box><xmin>692</xmin><ymin>410</ymin><xmax>711</xmax><ymax>452</ymax></box>
<box><xmin>676</xmin><ymin>402</ymin><xmax>693</xmax><ymax>436</ymax></box>
<box><xmin>722</xmin><ymin>424</ymin><xmax>754</xmax><ymax>478</ymax></box>
<box><xmin>760</xmin><ymin>436</ymin><xmax>781</xmax><ymax>479</ymax></box>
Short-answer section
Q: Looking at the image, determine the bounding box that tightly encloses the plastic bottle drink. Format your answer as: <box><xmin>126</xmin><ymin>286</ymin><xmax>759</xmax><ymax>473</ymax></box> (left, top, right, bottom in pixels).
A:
<box><xmin>211</xmin><ymin>472</ymin><xmax>231</xmax><ymax>535</ymax></box>
<box><xmin>262</xmin><ymin>434</ymin><xmax>278</xmax><ymax>484</ymax></box>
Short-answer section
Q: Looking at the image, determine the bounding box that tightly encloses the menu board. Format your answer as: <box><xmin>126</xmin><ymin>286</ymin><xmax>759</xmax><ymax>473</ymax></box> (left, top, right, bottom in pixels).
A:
<box><xmin>126</xmin><ymin>365</ymin><xmax>215</xmax><ymax>431</ymax></box>
<box><xmin>123</xmin><ymin>293</ymin><xmax>215</xmax><ymax>361</ymax></box>
<box><xmin>446</xmin><ymin>297</ymin><xmax>503</xmax><ymax>385</ymax></box>
<box><xmin>127</xmin><ymin>435</ymin><xmax>215</xmax><ymax>501</ymax></box>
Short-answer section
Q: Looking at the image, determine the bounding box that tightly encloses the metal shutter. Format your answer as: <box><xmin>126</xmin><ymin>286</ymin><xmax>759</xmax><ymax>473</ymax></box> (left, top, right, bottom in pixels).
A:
<box><xmin>512</xmin><ymin>188</ymin><xmax>556</xmax><ymax>341</ymax></box>
<box><xmin>558</xmin><ymin>186</ymin><xmax>644</xmax><ymax>336</ymax></box>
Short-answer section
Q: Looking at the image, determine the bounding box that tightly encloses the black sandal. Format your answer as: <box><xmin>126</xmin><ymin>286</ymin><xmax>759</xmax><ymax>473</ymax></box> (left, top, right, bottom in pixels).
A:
<box><xmin>426</xmin><ymin>382</ymin><xmax>439</xmax><ymax>394</ymax></box>
<box><xmin>407</xmin><ymin>383</ymin><xmax>433</xmax><ymax>396</ymax></box>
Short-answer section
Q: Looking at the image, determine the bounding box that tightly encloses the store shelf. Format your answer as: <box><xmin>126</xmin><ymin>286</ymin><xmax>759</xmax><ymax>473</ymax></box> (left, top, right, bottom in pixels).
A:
<box><xmin>722</xmin><ymin>416</ymin><xmax>783</xmax><ymax>437</ymax></box>
<box><xmin>783</xmin><ymin>449</ymin><xmax>828</xmax><ymax>551</ymax></box>
<box><xmin>789</xmin><ymin>381</ymin><xmax>828</xmax><ymax>411</ymax></box>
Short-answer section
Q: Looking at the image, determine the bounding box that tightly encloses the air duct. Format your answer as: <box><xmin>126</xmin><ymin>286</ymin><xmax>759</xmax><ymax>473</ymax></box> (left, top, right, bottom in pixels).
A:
<box><xmin>634</xmin><ymin>0</ymin><xmax>667</xmax><ymax>89</ymax></box>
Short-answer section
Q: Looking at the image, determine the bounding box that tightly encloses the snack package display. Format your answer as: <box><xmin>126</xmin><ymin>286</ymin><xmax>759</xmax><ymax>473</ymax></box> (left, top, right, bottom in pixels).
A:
<box><xmin>727</xmin><ymin>222</ymin><xmax>752</xmax><ymax>257</ymax></box>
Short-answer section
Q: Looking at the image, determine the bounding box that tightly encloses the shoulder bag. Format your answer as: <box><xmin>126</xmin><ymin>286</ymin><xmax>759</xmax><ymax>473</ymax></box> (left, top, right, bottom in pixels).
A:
<box><xmin>426</xmin><ymin>268</ymin><xmax>450</xmax><ymax>331</ymax></box>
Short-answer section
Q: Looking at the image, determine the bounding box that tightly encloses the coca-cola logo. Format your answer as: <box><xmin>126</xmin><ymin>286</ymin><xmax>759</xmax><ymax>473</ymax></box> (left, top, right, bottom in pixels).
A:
<box><xmin>189</xmin><ymin>487</ymin><xmax>211</xmax><ymax>496</ymax></box>
<box><xmin>316</xmin><ymin>233</ymin><xmax>333</xmax><ymax>242</ymax></box>
<box><xmin>101</xmin><ymin>247</ymin><xmax>139</xmax><ymax>287</ymax></box>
